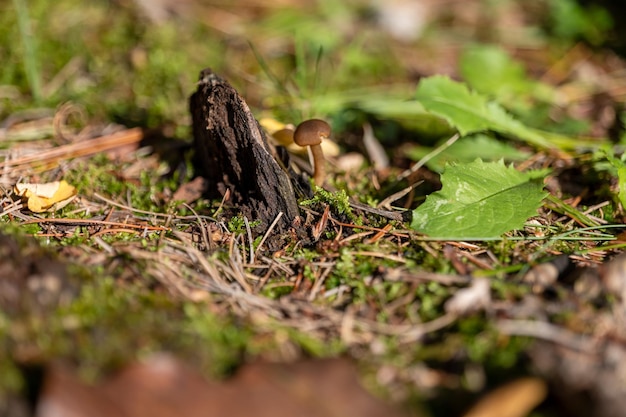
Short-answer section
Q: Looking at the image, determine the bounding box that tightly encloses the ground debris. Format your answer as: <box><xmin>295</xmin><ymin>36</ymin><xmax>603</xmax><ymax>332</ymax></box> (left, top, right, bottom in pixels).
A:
<box><xmin>530</xmin><ymin>339</ymin><xmax>626</xmax><ymax>417</ymax></box>
<box><xmin>34</xmin><ymin>355</ymin><xmax>411</xmax><ymax>417</ymax></box>
<box><xmin>0</xmin><ymin>232</ymin><xmax>76</xmax><ymax>317</ymax></box>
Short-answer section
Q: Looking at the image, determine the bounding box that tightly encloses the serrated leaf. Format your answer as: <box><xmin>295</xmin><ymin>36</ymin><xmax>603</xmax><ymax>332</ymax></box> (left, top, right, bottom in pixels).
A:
<box><xmin>354</xmin><ymin>98</ymin><xmax>454</xmax><ymax>139</ymax></box>
<box><xmin>411</xmin><ymin>160</ymin><xmax>547</xmax><ymax>239</ymax></box>
<box><xmin>460</xmin><ymin>45</ymin><xmax>530</xmax><ymax>97</ymax></box>
<box><xmin>460</xmin><ymin>45</ymin><xmax>555</xmax><ymax>104</ymax></box>
<box><xmin>415</xmin><ymin>76</ymin><xmax>563</xmax><ymax>149</ymax></box>
<box><xmin>406</xmin><ymin>133</ymin><xmax>530</xmax><ymax>172</ymax></box>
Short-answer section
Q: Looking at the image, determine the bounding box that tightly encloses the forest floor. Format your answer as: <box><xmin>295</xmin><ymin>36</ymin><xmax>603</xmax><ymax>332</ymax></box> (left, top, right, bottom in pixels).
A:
<box><xmin>3</xmin><ymin>1</ymin><xmax>626</xmax><ymax>416</ymax></box>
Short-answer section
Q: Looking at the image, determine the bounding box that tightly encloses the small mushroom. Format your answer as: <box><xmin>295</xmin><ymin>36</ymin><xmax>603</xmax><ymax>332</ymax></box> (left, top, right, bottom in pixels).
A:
<box><xmin>293</xmin><ymin>119</ymin><xmax>331</xmax><ymax>187</ymax></box>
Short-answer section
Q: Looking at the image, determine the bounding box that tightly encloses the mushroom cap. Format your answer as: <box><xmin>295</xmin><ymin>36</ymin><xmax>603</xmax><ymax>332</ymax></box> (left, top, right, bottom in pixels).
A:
<box><xmin>293</xmin><ymin>119</ymin><xmax>331</xmax><ymax>147</ymax></box>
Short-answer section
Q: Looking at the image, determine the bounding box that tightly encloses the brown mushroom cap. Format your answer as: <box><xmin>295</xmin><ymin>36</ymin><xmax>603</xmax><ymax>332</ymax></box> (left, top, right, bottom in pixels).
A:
<box><xmin>293</xmin><ymin>119</ymin><xmax>331</xmax><ymax>147</ymax></box>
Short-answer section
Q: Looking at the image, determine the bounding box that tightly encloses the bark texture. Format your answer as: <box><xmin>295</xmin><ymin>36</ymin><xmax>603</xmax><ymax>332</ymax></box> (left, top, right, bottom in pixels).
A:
<box><xmin>189</xmin><ymin>69</ymin><xmax>302</xmax><ymax>233</ymax></box>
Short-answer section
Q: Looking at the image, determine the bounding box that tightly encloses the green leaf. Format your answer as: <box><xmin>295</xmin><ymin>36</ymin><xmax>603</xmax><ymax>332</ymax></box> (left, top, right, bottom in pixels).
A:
<box><xmin>617</xmin><ymin>166</ymin><xmax>626</xmax><ymax>209</ymax></box>
<box><xmin>548</xmin><ymin>0</ymin><xmax>612</xmax><ymax>46</ymax></box>
<box><xmin>597</xmin><ymin>148</ymin><xmax>626</xmax><ymax>209</ymax></box>
<box><xmin>460</xmin><ymin>45</ymin><xmax>530</xmax><ymax>97</ymax></box>
<box><xmin>406</xmin><ymin>133</ymin><xmax>530</xmax><ymax>172</ymax></box>
<box><xmin>354</xmin><ymin>97</ymin><xmax>454</xmax><ymax>139</ymax></box>
<box><xmin>459</xmin><ymin>45</ymin><xmax>555</xmax><ymax>104</ymax></box>
<box><xmin>415</xmin><ymin>75</ymin><xmax>571</xmax><ymax>149</ymax></box>
<box><xmin>410</xmin><ymin>160</ymin><xmax>548</xmax><ymax>239</ymax></box>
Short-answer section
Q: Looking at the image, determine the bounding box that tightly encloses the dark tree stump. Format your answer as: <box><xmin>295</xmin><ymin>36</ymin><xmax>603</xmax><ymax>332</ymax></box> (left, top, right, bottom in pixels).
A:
<box><xmin>189</xmin><ymin>69</ymin><xmax>303</xmax><ymax>234</ymax></box>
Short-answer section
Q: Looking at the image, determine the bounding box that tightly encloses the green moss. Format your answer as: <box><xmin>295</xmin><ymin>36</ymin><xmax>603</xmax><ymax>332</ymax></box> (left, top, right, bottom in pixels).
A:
<box><xmin>227</xmin><ymin>215</ymin><xmax>261</xmax><ymax>234</ymax></box>
<box><xmin>0</xmin><ymin>0</ymin><xmax>225</xmax><ymax>125</ymax></box>
<box><xmin>179</xmin><ymin>303</ymin><xmax>250</xmax><ymax>376</ymax></box>
<box><xmin>300</xmin><ymin>187</ymin><xmax>361</xmax><ymax>224</ymax></box>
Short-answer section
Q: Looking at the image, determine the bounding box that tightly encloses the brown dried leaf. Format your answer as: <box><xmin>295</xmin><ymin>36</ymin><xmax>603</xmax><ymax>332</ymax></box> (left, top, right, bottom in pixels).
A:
<box><xmin>36</xmin><ymin>355</ymin><xmax>412</xmax><ymax>417</ymax></box>
<box><xmin>462</xmin><ymin>377</ymin><xmax>547</xmax><ymax>417</ymax></box>
<box><xmin>171</xmin><ymin>176</ymin><xmax>208</xmax><ymax>204</ymax></box>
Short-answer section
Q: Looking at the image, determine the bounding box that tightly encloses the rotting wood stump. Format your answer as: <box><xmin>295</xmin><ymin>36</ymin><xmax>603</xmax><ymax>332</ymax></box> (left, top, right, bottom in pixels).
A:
<box><xmin>189</xmin><ymin>69</ymin><xmax>308</xmax><ymax>238</ymax></box>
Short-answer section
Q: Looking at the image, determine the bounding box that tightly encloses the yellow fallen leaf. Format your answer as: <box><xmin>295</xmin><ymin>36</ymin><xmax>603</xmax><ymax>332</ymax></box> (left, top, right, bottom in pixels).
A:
<box><xmin>259</xmin><ymin>117</ymin><xmax>290</xmax><ymax>135</ymax></box>
<box><xmin>272</xmin><ymin>128</ymin><xmax>296</xmax><ymax>147</ymax></box>
<box><xmin>259</xmin><ymin>117</ymin><xmax>340</xmax><ymax>156</ymax></box>
<box><xmin>259</xmin><ymin>117</ymin><xmax>296</xmax><ymax>147</ymax></box>
<box><xmin>14</xmin><ymin>180</ymin><xmax>77</xmax><ymax>213</ymax></box>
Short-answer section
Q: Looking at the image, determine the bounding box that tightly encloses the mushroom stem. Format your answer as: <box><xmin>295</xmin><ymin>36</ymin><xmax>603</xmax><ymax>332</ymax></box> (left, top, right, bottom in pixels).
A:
<box><xmin>309</xmin><ymin>144</ymin><xmax>326</xmax><ymax>187</ymax></box>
